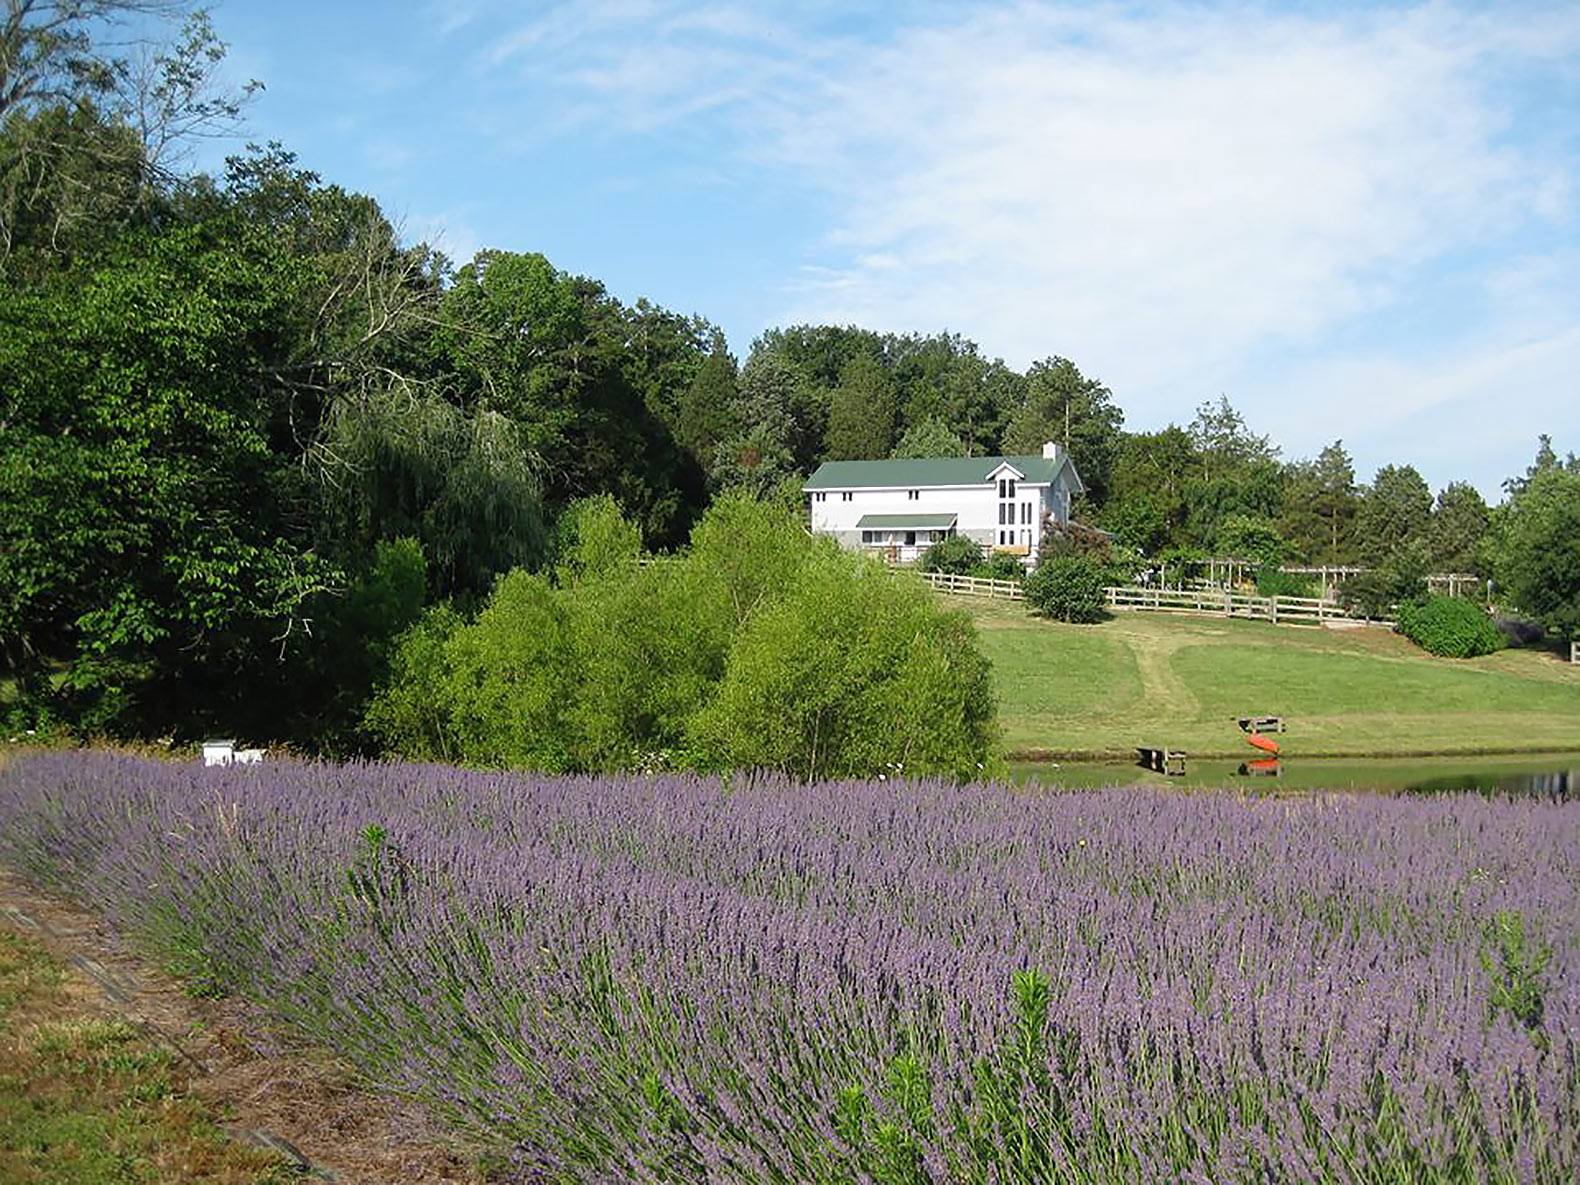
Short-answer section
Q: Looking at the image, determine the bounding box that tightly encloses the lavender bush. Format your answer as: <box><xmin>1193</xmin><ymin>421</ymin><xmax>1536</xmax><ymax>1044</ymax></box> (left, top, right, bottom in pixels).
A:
<box><xmin>1</xmin><ymin>750</ymin><xmax>1575</xmax><ymax>1182</ymax></box>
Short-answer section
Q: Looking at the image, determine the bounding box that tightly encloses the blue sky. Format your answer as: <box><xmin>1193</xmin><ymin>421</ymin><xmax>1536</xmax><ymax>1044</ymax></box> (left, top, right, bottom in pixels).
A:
<box><xmin>193</xmin><ymin>1</ymin><xmax>1577</xmax><ymax>499</ymax></box>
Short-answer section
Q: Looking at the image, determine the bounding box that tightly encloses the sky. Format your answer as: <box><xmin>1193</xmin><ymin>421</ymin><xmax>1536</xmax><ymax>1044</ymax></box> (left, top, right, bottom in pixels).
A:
<box><xmin>187</xmin><ymin>0</ymin><xmax>1577</xmax><ymax>500</ymax></box>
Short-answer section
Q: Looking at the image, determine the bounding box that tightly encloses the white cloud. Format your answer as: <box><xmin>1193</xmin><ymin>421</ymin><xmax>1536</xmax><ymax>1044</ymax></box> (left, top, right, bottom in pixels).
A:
<box><xmin>456</xmin><ymin>1</ymin><xmax>1580</xmax><ymax>487</ymax></box>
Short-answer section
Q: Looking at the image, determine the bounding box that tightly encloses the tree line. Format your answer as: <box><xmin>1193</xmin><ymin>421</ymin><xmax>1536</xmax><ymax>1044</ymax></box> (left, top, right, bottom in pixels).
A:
<box><xmin>2</xmin><ymin>3</ymin><xmax>1575</xmax><ymax>752</ymax></box>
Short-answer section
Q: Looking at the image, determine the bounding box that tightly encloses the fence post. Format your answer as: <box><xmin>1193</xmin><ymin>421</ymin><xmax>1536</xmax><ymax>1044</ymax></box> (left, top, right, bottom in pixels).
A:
<box><xmin>1270</xmin><ymin>596</ymin><xmax>1278</xmax><ymax>625</ymax></box>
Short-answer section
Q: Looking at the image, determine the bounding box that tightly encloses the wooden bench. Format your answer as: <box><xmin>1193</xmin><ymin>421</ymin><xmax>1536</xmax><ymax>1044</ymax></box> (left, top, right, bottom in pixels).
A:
<box><xmin>1136</xmin><ymin>746</ymin><xmax>1187</xmax><ymax>776</ymax></box>
<box><xmin>1236</xmin><ymin>715</ymin><xmax>1286</xmax><ymax>734</ymax></box>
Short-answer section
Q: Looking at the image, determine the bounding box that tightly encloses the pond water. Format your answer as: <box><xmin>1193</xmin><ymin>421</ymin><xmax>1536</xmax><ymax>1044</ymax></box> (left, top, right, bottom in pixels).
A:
<box><xmin>1008</xmin><ymin>753</ymin><xmax>1580</xmax><ymax>799</ymax></box>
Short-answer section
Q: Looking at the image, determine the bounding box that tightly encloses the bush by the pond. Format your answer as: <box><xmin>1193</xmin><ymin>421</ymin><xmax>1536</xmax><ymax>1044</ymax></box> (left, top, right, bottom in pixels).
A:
<box><xmin>3</xmin><ymin>751</ymin><xmax>1576</xmax><ymax>1183</ymax></box>
<box><xmin>1023</xmin><ymin>555</ymin><xmax>1108</xmax><ymax>622</ymax></box>
<box><xmin>1397</xmin><ymin>595</ymin><xmax>1506</xmax><ymax>658</ymax></box>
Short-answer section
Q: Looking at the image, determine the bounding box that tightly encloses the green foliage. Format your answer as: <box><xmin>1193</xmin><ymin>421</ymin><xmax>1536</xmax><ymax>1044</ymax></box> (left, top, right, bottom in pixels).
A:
<box><xmin>1002</xmin><ymin>356</ymin><xmax>1123</xmax><ymax>504</ymax></box>
<box><xmin>978</xmin><ymin>553</ymin><xmax>1027</xmax><ymax>583</ymax></box>
<box><xmin>0</xmin><ymin>219</ymin><xmax>334</xmax><ymax>736</ymax></box>
<box><xmin>687</xmin><ymin>558</ymin><xmax>998</xmax><ymax>781</ymax></box>
<box><xmin>1395</xmin><ymin>596</ymin><xmax>1505</xmax><ymax>659</ymax></box>
<box><xmin>1024</xmin><ymin>557</ymin><xmax>1109</xmax><ymax>624</ymax></box>
<box><xmin>1279</xmin><ymin>441</ymin><xmax>1358</xmax><ymax>564</ymax></box>
<box><xmin>1100</xmin><ymin>494</ymin><xmax>1171</xmax><ymax>556</ymax></box>
<box><xmin>1358</xmin><ymin>464</ymin><xmax>1434</xmax><ymax>567</ymax></box>
<box><xmin>554</xmin><ymin>495</ymin><xmax>643</xmax><ymax>583</ymax></box>
<box><xmin>313</xmin><ymin>386</ymin><xmax>548</xmax><ymax>605</ymax></box>
<box><xmin>1492</xmin><ymin>461</ymin><xmax>1580</xmax><ymax>638</ymax></box>
<box><xmin>1480</xmin><ymin>911</ymin><xmax>1552</xmax><ymax>1036</ymax></box>
<box><xmin>1340</xmin><ymin>549</ymin><xmax>1428</xmax><ymax>620</ymax></box>
<box><xmin>890</xmin><ymin>416</ymin><xmax>968</xmax><ymax>459</ymax></box>
<box><xmin>363</xmin><ymin>604</ymin><xmax>464</xmax><ymax>761</ymax></box>
<box><xmin>1430</xmin><ymin>481</ymin><xmax>1489</xmax><ymax>574</ymax></box>
<box><xmin>1214</xmin><ymin>514</ymin><xmax>1285</xmax><ymax>564</ymax></box>
<box><xmin>824</xmin><ymin>354</ymin><xmax>897</xmax><ymax>461</ymax></box>
<box><xmin>917</xmin><ymin>535</ymin><xmax>984</xmax><ymax>576</ymax></box>
<box><xmin>371</xmin><ymin>496</ymin><xmax>997</xmax><ymax>779</ymax></box>
<box><xmin>1255</xmin><ymin>567</ymin><xmax>1314</xmax><ymax>599</ymax></box>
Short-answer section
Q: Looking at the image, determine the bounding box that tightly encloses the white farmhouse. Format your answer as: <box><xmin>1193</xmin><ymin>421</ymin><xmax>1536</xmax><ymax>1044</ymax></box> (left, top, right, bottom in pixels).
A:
<box><xmin>805</xmin><ymin>442</ymin><xmax>1084</xmax><ymax>565</ymax></box>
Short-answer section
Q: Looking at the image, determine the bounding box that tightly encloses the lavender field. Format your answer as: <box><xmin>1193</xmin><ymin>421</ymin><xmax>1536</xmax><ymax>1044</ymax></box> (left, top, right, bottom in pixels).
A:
<box><xmin>1</xmin><ymin>751</ymin><xmax>1575</xmax><ymax>1183</ymax></box>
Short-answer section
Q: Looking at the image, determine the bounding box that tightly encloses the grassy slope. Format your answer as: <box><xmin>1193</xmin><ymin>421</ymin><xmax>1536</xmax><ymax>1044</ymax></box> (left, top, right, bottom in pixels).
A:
<box><xmin>957</xmin><ymin>599</ymin><xmax>1580</xmax><ymax>759</ymax></box>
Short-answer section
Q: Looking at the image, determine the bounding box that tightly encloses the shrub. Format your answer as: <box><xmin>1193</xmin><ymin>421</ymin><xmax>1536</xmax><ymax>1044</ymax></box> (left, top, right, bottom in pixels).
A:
<box><xmin>1255</xmin><ymin>566</ymin><xmax>1314</xmax><ymax>599</ymax></box>
<box><xmin>687</xmin><ymin>557</ymin><xmax>999</xmax><ymax>781</ymax></box>
<box><xmin>977</xmin><ymin>552</ymin><xmax>1026</xmax><ymax>583</ymax></box>
<box><xmin>1395</xmin><ymin>596</ymin><xmax>1506</xmax><ymax>658</ymax></box>
<box><xmin>368</xmin><ymin>496</ymin><xmax>999</xmax><ymax>779</ymax></box>
<box><xmin>1024</xmin><ymin>556</ymin><xmax>1109</xmax><ymax>623</ymax></box>
<box><xmin>917</xmin><ymin>534</ymin><xmax>983</xmax><ymax>576</ymax></box>
<box><xmin>1340</xmin><ymin>558</ymin><xmax>1427</xmax><ymax>619</ymax></box>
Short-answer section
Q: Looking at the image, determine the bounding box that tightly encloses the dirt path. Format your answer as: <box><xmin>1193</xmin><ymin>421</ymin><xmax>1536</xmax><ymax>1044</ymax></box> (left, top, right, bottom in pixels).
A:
<box><xmin>0</xmin><ymin>869</ymin><xmax>493</xmax><ymax>1184</ymax></box>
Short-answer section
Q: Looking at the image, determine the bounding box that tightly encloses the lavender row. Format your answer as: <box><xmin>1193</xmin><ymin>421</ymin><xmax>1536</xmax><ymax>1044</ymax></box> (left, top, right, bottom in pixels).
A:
<box><xmin>0</xmin><ymin>751</ymin><xmax>1574</xmax><ymax>1182</ymax></box>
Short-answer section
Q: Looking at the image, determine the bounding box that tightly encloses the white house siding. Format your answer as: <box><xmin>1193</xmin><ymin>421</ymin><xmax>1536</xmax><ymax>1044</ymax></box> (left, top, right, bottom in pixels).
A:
<box><xmin>810</xmin><ymin>479</ymin><xmax>1069</xmax><ymax>564</ymax></box>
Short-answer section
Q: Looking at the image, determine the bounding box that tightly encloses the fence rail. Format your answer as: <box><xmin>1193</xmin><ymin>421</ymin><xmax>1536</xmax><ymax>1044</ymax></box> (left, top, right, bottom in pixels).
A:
<box><xmin>1105</xmin><ymin>585</ymin><xmax>1386</xmax><ymax>627</ymax></box>
<box><xmin>917</xmin><ymin>571</ymin><xmax>1025</xmax><ymax>600</ymax></box>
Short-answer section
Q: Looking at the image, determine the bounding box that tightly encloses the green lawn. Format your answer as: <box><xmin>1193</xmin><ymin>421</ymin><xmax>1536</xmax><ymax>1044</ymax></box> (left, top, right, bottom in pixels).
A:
<box><xmin>956</xmin><ymin>598</ymin><xmax>1580</xmax><ymax>759</ymax></box>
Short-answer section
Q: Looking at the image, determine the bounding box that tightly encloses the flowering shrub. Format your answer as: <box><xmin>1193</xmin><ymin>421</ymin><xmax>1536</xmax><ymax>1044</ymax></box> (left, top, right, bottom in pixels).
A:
<box><xmin>1</xmin><ymin>752</ymin><xmax>1576</xmax><ymax>1182</ymax></box>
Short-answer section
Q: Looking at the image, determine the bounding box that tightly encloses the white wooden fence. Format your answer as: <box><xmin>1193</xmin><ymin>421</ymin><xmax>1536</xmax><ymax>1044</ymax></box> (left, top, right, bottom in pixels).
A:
<box><xmin>917</xmin><ymin>571</ymin><xmax>1025</xmax><ymax>600</ymax></box>
<box><xmin>1105</xmin><ymin>585</ymin><xmax>1385</xmax><ymax>627</ymax></box>
<box><xmin>918</xmin><ymin>569</ymin><xmax>1386</xmax><ymax>627</ymax></box>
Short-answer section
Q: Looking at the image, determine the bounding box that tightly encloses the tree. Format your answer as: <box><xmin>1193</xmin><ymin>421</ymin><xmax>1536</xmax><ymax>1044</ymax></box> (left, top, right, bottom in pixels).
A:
<box><xmin>712</xmin><ymin>352</ymin><xmax>813</xmax><ymax>495</ymax></box>
<box><xmin>1279</xmin><ymin>441</ymin><xmax>1359</xmax><ymax>564</ymax></box>
<box><xmin>823</xmin><ymin>354</ymin><xmax>897</xmax><ymax>460</ymax></box>
<box><xmin>1492</xmin><ymin>462</ymin><xmax>1580</xmax><ymax>637</ymax></box>
<box><xmin>1002</xmin><ymin>357</ymin><xmax>1123</xmax><ymax>505</ymax></box>
<box><xmin>0</xmin><ymin>6</ymin><xmax>258</xmax><ymax>272</ymax></box>
<box><xmin>1430</xmin><ymin>482</ymin><xmax>1490</xmax><ymax>575</ymax></box>
<box><xmin>1188</xmin><ymin>395</ymin><xmax>1278</xmax><ymax>482</ymax></box>
<box><xmin>438</xmin><ymin>250</ymin><xmax>694</xmax><ymax>539</ymax></box>
<box><xmin>0</xmin><ymin>220</ymin><xmax>333</xmax><ymax>732</ymax></box>
<box><xmin>1358</xmin><ymin>464</ymin><xmax>1433</xmax><ymax>566</ymax></box>
<box><xmin>891</xmin><ymin>416</ymin><xmax>968</xmax><ymax>459</ymax></box>
<box><xmin>1215</xmin><ymin>514</ymin><xmax>1285</xmax><ymax>564</ymax></box>
<box><xmin>674</xmin><ymin>330</ymin><xmax>741</xmax><ymax>475</ymax></box>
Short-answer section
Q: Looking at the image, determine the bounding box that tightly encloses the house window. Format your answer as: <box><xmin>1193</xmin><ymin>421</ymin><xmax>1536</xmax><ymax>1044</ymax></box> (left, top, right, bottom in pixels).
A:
<box><xmin>1007</xmin><ymin>479</ymin><xmax>1016</xmax><ymax>498</ymax></box>
<box><xmin>862</xmin><ymin>530</ymin><xmax>874</xmax><ymax>544</ymax></box>
<box><xmin>842</xmin><ymin>491</ymin><xmax>853</xmax><ymax>502</ymax></box>
<box><xmin>997</xmin><ymin>478</ymin><xmax>1007</xmax><ymax>498</ymax></box>
<box><xmin>814</xmin><ymin>492</ymin><xmax>826</xmax><ymax>502</ymax></box>
<box><xmin>907</xmin><ymin>489</ymin><xmax>919</xmax><ymax>501</ymax></box>
<box><xmin>1021</xmin><ymin>502</ymin><xmax>1030</xmax><ymax>525</ymax></box>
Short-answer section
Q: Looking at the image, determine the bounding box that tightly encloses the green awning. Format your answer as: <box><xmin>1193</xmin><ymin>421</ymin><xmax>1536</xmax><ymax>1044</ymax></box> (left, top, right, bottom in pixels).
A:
<box><xmin>854</xmin><ymin>514</ymin><xmax>958</xmax><ymax>530</ymax></box>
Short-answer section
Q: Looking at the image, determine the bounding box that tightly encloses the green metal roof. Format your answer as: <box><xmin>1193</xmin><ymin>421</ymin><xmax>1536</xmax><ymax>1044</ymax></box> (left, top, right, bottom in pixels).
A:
<box><xmin>854</xmin><ymin>513</ymin><xmax>958</xmax><ymax>529</ymax></box>
<box><xmin>804</xmin><ymin>453</ymin><xmax>1080</xmax><ymax>491</ymax></box>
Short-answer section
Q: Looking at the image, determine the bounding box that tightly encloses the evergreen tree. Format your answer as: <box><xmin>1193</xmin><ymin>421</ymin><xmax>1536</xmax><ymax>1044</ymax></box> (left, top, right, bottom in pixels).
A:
<box><xmin>824</xmin><ymin>354</ymin><xmax>897</xmax><ymax>460</ymax></box>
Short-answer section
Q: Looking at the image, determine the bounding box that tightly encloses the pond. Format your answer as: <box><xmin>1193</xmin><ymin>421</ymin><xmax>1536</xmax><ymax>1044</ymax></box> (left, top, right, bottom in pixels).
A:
<box><xmin>1008</xmin><ymin>753</ymin><xmax>1580</xmax><ymax>799</ymax></box>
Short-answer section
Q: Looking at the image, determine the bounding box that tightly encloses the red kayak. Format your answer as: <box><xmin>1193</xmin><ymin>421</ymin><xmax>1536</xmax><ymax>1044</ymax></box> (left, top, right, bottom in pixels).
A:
<box><xmin>1246</xmin><ymin>732</ymin><xmax>1280</xmax><ymax>755</ymax></box>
